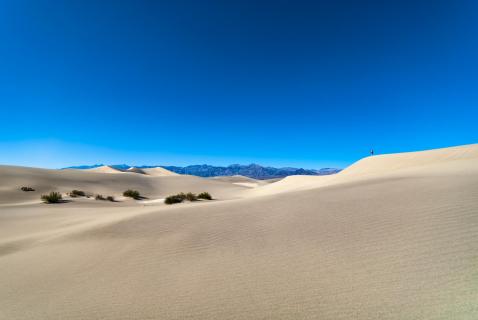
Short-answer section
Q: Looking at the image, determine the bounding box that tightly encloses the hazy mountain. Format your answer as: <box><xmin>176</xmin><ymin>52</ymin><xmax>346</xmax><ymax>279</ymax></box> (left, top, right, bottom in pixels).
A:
<box><xmin>64</xmin><ymin>163</ymin><xmax>341</xmax><ymax>180</ymax></box>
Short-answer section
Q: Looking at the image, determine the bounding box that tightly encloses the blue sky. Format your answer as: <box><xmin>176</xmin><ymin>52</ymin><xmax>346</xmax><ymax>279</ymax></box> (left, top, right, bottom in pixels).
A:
<box><xmin>0</xmin><ymin>0</ymin><xmax>477</xmax><ymax>169</ymax></box>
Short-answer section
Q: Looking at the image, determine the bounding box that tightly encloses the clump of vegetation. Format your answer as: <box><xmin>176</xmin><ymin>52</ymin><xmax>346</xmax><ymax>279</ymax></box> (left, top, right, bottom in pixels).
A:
<box><xmin>20</xmin><ymin>186</ymin><xmax>35</xmax><ymax>192</ymax></box>
<box><xmin>123</xmin><ymin>189</ymin><xmax>141</xmax><ymax>200</ymax></box>
<box><xmin>185</xmin><ymin>192</ymin><xmax>198</xmax><ymax>201</ymax></box>
<box><xmin>177</xmin><ymin>192</ymin><xmax>187</xmax><ymax>200</ymax></box>
<box><xmin>164</xmin><ymin>194</ymin><xmax>185</xmax><ymax>205</ymax></box>
<box><xmin>41</xmin><ymin>192</ymin><xmax>63</xmax><ymax>204</ymax></box>
<box><xmin>164</xmin><ymin>192</ymin><xmax>213</xmax><ymax>205</ymax></box>
<box><xmin>95</xmin><ymin>194</ymin><xmax>115</xmax><ymax>201</ymax></box>
<box><xmin>197</xmin><ymin>192</ymin><xmax>212</xmax><ymax>200</ymax></box>
<box><xmin>69</xmin><ymin>189</ymin><xmax>86</xmax><ymax>197</ymax></box>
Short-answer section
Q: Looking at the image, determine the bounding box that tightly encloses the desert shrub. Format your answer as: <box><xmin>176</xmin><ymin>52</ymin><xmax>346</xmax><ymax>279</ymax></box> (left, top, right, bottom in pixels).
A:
<box><xmin>70</xmin><ymin>189</ymin><xmax>86</xmax><ymax>197</ymax></box>
<box><xmin>20</xmin><ymin>186</ymin><xmax>35</xmax><ymax>192</ymax></box>
<box><xmin>177</xmin><ymin>192</ymin><xmax>187</xmax><ymax>201</ymax></box>
<box><xmin>123</xmin><ymin>189</ymin><xmax>141</xmax><ymax>199</ymax></box>
<box><xmin>197</xmin><ymin>192</ymin><xmax>212</xmax><ymax>200</ymax></box>
<box><xmin>164</xmin><ymin>194</ymin><xmax>185</xmax><ymax>205</ymax></box>
<box><xmin>95</xmin><ymin>194</ymin><xmax>106</xmax><ymax>200</ymax></box>
<box><xmin>185</xmin><ymin>192</ymin><xmax>198</xmax><ymax>201</ymax></box>
<box><xmin>106</xmin><ymin>196</ymin><xmax>115</xmax><ymax>202</ymax></box>
<box><xmin>164</xmin><ymin>192</ymin><xmax>207</xmax><ymax>205</ymax></box>
<box><xmin>41</xmin><ymin>192</ymin><xmax>62</xmax><ymax>203</ymax></box>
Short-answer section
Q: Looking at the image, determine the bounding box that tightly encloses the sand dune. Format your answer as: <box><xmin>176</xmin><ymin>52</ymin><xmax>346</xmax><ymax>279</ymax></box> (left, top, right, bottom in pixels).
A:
<box><xmin>85</xmin><ymin>165</ymin><xmax>125</xmax><ymax>174</ymax></box>
<box><xmin>210</xmin><ymin>174</ymin><xmax>260</xmax><ymax>183</ymax></box>
<box><xmin>342</xmin><ymin>143</ymin><xmax>478</xmax><ymax>176</ymax></box>
<box><xmin>0</xmin><ymin>144</ymin><xmax>477</xmax><ymax>319</ymax></box>
<box><xmin>0</xmin><ymin>165</ymin><xmax>247</xmax><ymax>205</ymax></box>
<box><xmin>141</xmin><ymin>167</ymin><xmax>179</xmax><ymax>177</ymax></box>
<box><xmin>210</xmin><ymin>175</ymin><xmax>275</xmax><ymax>188</ymax></box>
<box><xmin>83</xmin><ymin>165</ymin><xmax>178</xmax><ymax>177</ymax></box>
<box><xmin>249</xmin><ymin>143</ymin><xmax>478</xmax><ymax>196</ymax></box>
<box><xmin>85</xmin><ymin>165</ymin><xmax>179</xmax><ymax>177</ymax></box>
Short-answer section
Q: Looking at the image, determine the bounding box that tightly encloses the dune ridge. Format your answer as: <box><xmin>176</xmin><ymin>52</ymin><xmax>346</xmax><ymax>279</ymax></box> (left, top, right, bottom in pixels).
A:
<box><xmin>85</xmin><ymin>165</ymin><xmax>124</xmax><ymax>174</ymax></box>
<box><xmin>248</xmin><ymin>143</ymin><xmax>478</xmax><ymax>196</ymax></box>
<box><xmin>141</xmin><ymin>167</ymin><xmax>179</xmax><ymax>177</ymax></box>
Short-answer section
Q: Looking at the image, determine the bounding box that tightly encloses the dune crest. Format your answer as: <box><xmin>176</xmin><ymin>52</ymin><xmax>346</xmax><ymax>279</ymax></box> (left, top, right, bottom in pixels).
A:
<box><xmin>342</xmin><ymin>143</ymin><xmax>478</xmax><ymax>176</ymax></box>
<box><xmin>85</xmin><ymin>165</ymin><xmax>124</xmax><ymax>174</ymax></box>
<box><xmin>141</xmin><ymin>167</ymin><xmax>179</xmax><ymax>177</ymax></box>
<box><xmin>249</xmin><ymin>143</ymin><xmax>478</xmax><ymax>196</ymax></box>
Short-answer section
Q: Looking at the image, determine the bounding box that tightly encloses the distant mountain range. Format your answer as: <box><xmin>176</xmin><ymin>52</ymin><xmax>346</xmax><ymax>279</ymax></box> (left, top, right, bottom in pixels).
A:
<box><xmin>64</xmin><ymin>164</ymin><xmax>341</xmax><ymax>180</ymax></box>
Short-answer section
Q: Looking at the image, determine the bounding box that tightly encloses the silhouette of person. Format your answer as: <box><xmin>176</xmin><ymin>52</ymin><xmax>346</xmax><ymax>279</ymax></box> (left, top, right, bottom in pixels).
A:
<box><xmin>370</xmin><ymin>149</ymin><xmax>374</xmax><ymax>156</ymax></box>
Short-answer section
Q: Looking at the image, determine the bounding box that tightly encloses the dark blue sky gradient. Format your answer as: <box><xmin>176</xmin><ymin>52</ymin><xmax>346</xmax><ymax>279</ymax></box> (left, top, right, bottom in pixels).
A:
<box><xmin>0</xmin><ymin>0</ymin><xmax>477</xmax><ymax>168</ymax></box>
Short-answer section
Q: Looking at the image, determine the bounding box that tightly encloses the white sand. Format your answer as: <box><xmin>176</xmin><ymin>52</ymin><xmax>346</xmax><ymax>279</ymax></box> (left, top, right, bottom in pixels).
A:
<box><xmin>211</xmin><ymin>175</ymin><xmax>275</xmax><ymax>188</ymax></box>
<box><xmin>0</xmin><ymin>144</ymin><xmax>477</xmax><ymax>319</ymax></box>
<box><xmin>141</xmin><ymin>167</ymin><xmax>179</xmax><ymax>176</ymax></box>
<box><xmin>85</xmin><ymin>165</ymin><xmax>125</xmax><ymax>174</ymax></box>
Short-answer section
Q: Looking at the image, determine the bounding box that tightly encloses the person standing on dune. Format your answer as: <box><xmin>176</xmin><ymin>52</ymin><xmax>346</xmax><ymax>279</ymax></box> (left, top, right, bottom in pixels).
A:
<box><xmin>370</xmin><ymin>149</ymin><xmax>374</xmax><ymax>156</ymax></box>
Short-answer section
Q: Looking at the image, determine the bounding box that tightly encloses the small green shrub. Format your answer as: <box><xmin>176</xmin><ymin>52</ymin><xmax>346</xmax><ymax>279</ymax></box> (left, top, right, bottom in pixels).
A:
<box><xmin>185</xmin><ymin>192</ymin><xmax>198</xmax><ymax>201</ymax></box>
<box><xmin>106</xmin><ymin>196</ymin><xmax>115</xmax><ymax>202</ymax></box>
<box><xmin>123</xmin><ymin>189</ymin><xmax>141</xmax><ymax>199</ymax></box>
<box><xmin>164</xmin><ymin>194</ymin><xmax>184</xmax><ymax>205</ymax></box>
<box><xmin>70</xmin><ymin>189</ymin><xmax>86</xmax><ymax>197</ymax></box>
<box><xmin>20</xmin><ymin>186</ymin><xmax>35</xmax><ymax>192</ymax></box>
<box><xmin>95</xmin><ymin>194</ymin><xmax>106</xmax><ymax>200</ymax></box>
<box><xmin>164</xmin><ymin>192</ymin><xmax>211</xmax><ymax>205</ymax></box>
<box><xmin>197</xmin><ymin>192</ymin><xmax>212</xmax><ymax>200</ymax></box>
<box><xmin>41</xmin><ymin>192</ymin><xmax>63</xmax><ymax>203</ymax></box>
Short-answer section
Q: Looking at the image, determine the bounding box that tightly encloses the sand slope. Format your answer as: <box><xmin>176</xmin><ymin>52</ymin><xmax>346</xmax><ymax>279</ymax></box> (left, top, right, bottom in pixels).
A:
<box><xmin>0</xmin><ymin>144</ymin><xmax>477</xmax><ymax>319</ymax></box>
<box><xmin>210</xmin><ymin>175</ymin><xmax>274</xmax><ymax>188</ymax></box>
<box><xmin>249</xmin><ymin>143</ymin><xmax>478</xmax><ymax>196</ymax></box>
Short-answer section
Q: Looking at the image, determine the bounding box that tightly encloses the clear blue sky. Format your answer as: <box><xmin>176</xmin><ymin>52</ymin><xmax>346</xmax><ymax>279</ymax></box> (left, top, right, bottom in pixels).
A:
<box><xmin>0</xmin><ymin>0</ymin><xmax>477</xmax><ymax>169</ymax></box>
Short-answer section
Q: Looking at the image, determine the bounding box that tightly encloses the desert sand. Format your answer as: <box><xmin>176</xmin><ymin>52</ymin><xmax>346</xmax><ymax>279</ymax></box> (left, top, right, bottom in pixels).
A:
<box><xmin>210</xmin><ymin>175</ymin><xmax>277</xmax><ymax>188</ymax></box>
<box><xmin>0</xmin><ymin>144</ymin><xmax>477</xmax><ymax>319</ymax></box>
<box><xmin>85</xmin><ymin>165</ymin><xmax>125</xmax><ymax>174</ymax></box>
<box><xmin>141</xmin><ymin>167</ymin><xmax>179</xmax><ymax>177</ymax></box>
